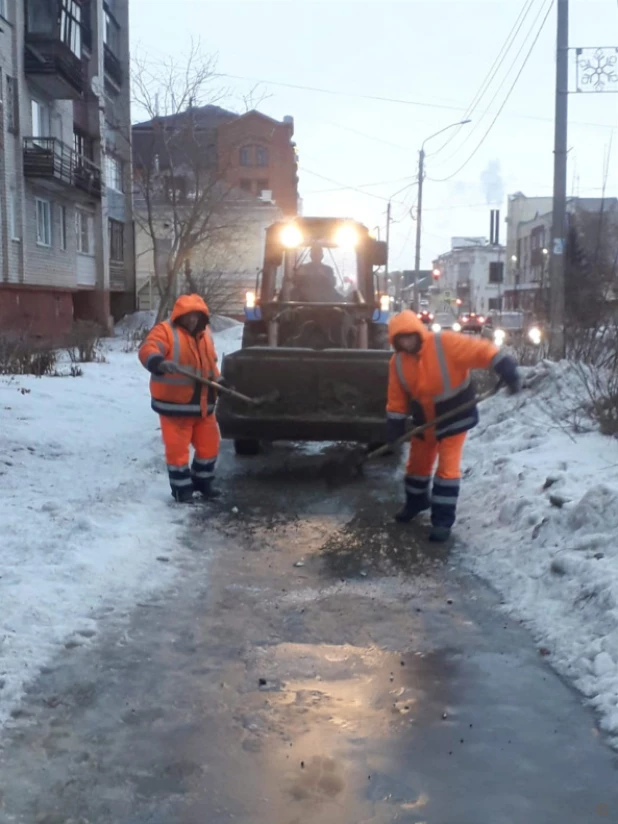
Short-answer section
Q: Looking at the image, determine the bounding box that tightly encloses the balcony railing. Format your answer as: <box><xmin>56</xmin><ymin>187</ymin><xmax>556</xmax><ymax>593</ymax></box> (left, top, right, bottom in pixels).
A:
<box><xmin>23</xmin><ymin>138</ymin><xmax>102</xmax><ymax>199</ymax></box>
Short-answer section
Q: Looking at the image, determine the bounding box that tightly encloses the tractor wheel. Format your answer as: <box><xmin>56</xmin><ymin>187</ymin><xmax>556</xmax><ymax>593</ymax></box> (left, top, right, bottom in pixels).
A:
<box><xmin>234</xmin><ymin>439</ymin><xmax>261</xmax><ymax>456</ymax></box>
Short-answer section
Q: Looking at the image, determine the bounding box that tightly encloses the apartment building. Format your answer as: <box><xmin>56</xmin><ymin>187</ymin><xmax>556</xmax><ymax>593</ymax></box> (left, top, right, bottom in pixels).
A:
<box><xmin>433</xmin><ymin>237</ymin><xmax>506</xmax><ymax>314</ymax></box>
<box><xmin>0</xmin><ymin>0</ymin><xmax>134</xmax><ymax>339</ymax></box>
<box><xmin>504</xmin><ymin>193</ymin><xmax>618</xmax><ymax>312</ymax></box>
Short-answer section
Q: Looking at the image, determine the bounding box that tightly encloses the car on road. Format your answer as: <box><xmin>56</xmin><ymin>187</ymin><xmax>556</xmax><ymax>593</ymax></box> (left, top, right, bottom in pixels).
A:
<box><xmin>458</xmin><ymin>312</ymin><xmax>487</xmax><ymax>334</ymax></box>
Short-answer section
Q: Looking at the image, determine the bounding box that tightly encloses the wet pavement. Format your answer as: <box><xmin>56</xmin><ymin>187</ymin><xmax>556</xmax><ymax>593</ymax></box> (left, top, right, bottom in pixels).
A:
<box><xmin>0</xmin><ymin>444</ymin><xmax>617</xmax><ymax>823</ymax></box>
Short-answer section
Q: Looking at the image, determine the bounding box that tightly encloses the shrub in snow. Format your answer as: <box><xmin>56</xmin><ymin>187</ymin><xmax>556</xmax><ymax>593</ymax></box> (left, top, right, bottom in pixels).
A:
<box><xmin>67</xmin><ymin>321</ymin><xmax>105</xmax><ymax>364</ymax></box>
<box><xmin>0</xmin><ymin>337</ymin><xmax>58</xmax><ymax>376</ymax></box>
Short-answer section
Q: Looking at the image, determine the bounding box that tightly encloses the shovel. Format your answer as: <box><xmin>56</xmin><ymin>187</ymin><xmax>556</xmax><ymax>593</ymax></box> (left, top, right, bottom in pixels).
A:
<box><xmin>174</xmin><ymin>365</ymin><xmax>280</xmax><ymax>407</ymax></box>
<box><xmin>321</xmin><ymin>384</ymin><xmax>502</xmax><ymax>487</ymax></box>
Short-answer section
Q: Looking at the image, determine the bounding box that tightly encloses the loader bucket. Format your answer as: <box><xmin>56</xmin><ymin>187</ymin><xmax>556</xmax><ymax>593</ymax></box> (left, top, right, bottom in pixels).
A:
<box><xmin>217</xmin><ymin>347</ymin><xmax>391</xmax><ymax>444</ymax></box>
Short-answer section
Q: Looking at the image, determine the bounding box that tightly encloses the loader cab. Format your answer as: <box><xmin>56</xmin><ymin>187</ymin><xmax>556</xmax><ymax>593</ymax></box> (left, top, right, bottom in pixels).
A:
<box><xmin>243</xmin><ymin>218</ymin><xmax>389</xmax><ymax>342</ymax></box>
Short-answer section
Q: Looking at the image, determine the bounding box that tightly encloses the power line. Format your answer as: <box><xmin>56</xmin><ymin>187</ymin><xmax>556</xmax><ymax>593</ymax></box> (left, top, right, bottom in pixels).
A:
<box><xmin>216</xmin><ymin>73</ymin><xmax>467</xmax><ymax>113</ymax></box>
<box><xmin>429</xmin><ymin>0</ymin><xmax>555</xmax><ymax>183</ymax></box>
<box><xmin>300</xmin><ymin>167</ymin><xmax>410</xmax><ymax>203</ymax></box>
<box><xmin>433</xmin><ymin>0</ymin><xmax>537</xmax><ymax>156</ymax></box>
<box><xmin>303</xmin><ymin>174</ymin><xmax>417</xmax><ymax>195</ymax></box>
<box><xmin>435</xmin><ymin>0</ymin><xmax>550</xmax><ymax>168</ymax></box>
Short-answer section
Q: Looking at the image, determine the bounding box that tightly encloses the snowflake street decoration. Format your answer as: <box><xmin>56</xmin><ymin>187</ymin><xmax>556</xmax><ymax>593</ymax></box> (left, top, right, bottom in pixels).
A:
<box><xmin>576</xmin><ymin>47</ymin><xmax>618</xmax><ymax>93</ymax></box>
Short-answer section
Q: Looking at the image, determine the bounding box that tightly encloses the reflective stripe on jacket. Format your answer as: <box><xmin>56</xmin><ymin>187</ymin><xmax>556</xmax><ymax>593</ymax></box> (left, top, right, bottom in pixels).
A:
<box><xmin>386</xmin><ymin>310</ymin><xmax>501</xmax><ymax>440</ymax></box>
<box><xmin>139</xmin><ymin>295</ymin><xmax>220</xmax><ymax>418</ymax></box>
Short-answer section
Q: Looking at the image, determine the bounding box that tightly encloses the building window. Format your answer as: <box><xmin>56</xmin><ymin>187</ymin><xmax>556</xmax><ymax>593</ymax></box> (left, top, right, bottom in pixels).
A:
<box><xmin>0</xmin><ymin>0</ymin><xmax>7</xmax><ymax>20</ymax></box>
<box><xmin>26</xmin><ymin>0</ymin><xmax>55</xmax><ymax>35</ymax></box>
<box><xmin>109</xmin><ymin>219</ymin><xmax>124</xmax><ymax>262</ymax></box>
<box><xmin>36</xmin><ymin>198</ymin><xmax>52</xmax><ymax>247</ymax></box>
<box><xmin>31</xmin><ymin>99</ymin><xmax>51</xmax><ymax>138</ymax></box>
<box><xmin>256</xmin><ymin>146</ymin><xmax>269</xmax><ymax>167</ymax></box>
<box><xmin>489</xmin><ymin>261</ymin><xmax>504</xmax><ymax>284</ymax></box>
<box><xmin>7</xmin><ymin>75</ymin><xmax>18</xmax><ymax>134</ymax></box>
<box><xmin>74</xmin><ymin>129</ymin><xmax>94</xmax><ymax>160</ymax></box>
<box><xmin>59</xmin><ymin>205</ymin><xmax>67</xmax><ymax>250</ymax></box>
<box><xmin>239</xmin><ymin>179</ymin><xmax>252</xmax><ymax>193</ymax></box>
<box><xmin>105</xmin><ymin>154</ymin><xmax>123</xmax><ymax>191</ymax></box>
<box><xmin>488</xmin><ymin>297</ymin><xmax>502</xmax><ymax>311</ymax></box>
<box><xmin>9</xmin><ymin>191</ymin><xmax>19</xmax><ymax>241</ymax></box>
<box><xmin>76</xmin><ymin>209</ymin><xmax>93</xmax><ymax>254</ymax></box>
<box><xmin>239</xmin><ymin>146</ymin><xmax>251</xmax><ymax>166</ymax></box>
<box><xmin>60</xmin><ymin>0</ymin><xmax>81</xmax><ymax>57</ymax></box>
<box><xmin>104</xmin><ymin>5</ymin><xmax>121</xmax><ymax>55</ymax></box>
<box><xmin>256</xmin><ymin>179</ymin><xmax>269</xmax><ymax>195</ymax></box>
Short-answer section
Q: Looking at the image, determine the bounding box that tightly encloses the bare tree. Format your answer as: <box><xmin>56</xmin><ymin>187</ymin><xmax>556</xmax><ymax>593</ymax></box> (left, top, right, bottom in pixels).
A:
<box><xmin>132</xmin><ymin>45</ymin><xmax>242</xmax><ymax>321</ymax></box>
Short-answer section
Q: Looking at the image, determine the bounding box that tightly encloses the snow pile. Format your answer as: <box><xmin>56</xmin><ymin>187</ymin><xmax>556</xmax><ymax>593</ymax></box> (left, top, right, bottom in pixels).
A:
<box><xmin>459</xmin><ymin>360</ymin><xmax>618</xmax><ymax>742</ymax></box>
<box><xmin>0</xmin><ymin>324</ymin><xmax>242</xmax><ymax>726</ymax></box>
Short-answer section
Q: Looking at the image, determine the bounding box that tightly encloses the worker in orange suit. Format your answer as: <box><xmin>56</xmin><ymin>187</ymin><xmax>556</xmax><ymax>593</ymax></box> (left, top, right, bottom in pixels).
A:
<box><xmin>386</xmin><ymin>310</ymin><xmax>521</xmax><ymax>542</ymax></box>
<box><xmin>139</xmin><ymin>294</ymin><xmax>222</xmax><ymax>503</ymax></box>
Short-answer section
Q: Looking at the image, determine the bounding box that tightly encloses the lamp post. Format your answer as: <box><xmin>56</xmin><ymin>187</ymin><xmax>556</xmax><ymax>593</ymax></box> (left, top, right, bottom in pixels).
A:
<box><xmin>413</xmin><ymin>119</ymin><xmax>472</xmax><ymax>311</ymax></box>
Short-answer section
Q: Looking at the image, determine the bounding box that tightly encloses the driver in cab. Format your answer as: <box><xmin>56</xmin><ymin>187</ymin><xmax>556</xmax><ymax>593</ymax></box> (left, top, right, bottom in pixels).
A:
<box><xmin>291</xmin><ymin>244</ymin><xmax>342</xmax><ymax>302</ymax></box>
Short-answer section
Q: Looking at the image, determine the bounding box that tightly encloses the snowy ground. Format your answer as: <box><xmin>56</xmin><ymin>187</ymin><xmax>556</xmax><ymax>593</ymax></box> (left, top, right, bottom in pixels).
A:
<box><xmin>0</xmin><ymin>318</ymin><xmax>243</xmax><ymax>726</ymax></box>
<box><xmin>458</xmin><ymin>360</ymin><xmax>618</xmax><ymax>746</ymax></box>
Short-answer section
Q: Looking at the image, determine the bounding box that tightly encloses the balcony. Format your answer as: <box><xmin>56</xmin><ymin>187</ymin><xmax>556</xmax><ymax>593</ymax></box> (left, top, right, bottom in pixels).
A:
<box><xmin>23</xmin><ymin>138</ymin><xmax>102</xmax><ymax>199</ymax></box>
<box><xmin>24</xmin><ymin>37</ymin><xmax>84</xmax><ymax>99</ymax></box>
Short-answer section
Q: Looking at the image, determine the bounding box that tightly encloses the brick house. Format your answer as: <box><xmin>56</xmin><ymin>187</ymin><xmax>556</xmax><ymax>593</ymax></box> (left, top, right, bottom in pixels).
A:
<box><xmin>132</xmin><ymin>106</ymin><xmax>299</xmax><ymax>314</ymax></box>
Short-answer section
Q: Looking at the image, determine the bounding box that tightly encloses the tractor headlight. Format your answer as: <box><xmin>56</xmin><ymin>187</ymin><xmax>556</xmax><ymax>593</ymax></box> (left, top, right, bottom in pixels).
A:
<box><xmin>334</xmin><ymin>224</ymin><xmax>359</xmax><ymax>248</ymax></box>
<box><xmin>380</xmin><ymin>295</ymin><xmax>391</xmax><ymax>313</ymax></box>
<box><xmin>494</xmin><ymin>329</ymin><xmax>506</xmax><ymax>346</ymax></box>
<box><xmin>246</xmin><ymin>290</ymin><xmax>256</xmax><ymax>309</ymax></box>
<box><xmin>452</xmin><ymin>322</ymin><xmax>462</xmax><ymax>332</ymax></box>
<box><xmin>280</xmin><ymin>223</ymin><xmax>303</xmax><ymax>248</ymax></box>
<box><xmin>431</xmin><ymin>323</ymin><xmax>442</xmax><ymax>333</ymax></box>
<box><xmin>528</xmin><ymin>326</ymin><xmax>542</xmax><ymax>346</ymax></box>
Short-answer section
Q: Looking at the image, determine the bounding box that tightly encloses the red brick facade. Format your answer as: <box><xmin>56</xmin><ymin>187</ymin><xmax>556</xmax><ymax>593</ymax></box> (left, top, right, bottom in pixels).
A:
<box><xmin>217</xmin><ymin>112</ymin><xmax>298</xmax><ymax>217</ymax></box>
<box><xmin>0</xmin><ymin>286</ymin><xmax>113</xmax><ymax>341</ymax></box>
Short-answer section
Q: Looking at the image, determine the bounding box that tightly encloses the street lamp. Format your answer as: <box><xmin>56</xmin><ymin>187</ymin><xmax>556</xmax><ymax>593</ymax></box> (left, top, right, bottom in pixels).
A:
<box><xmin>413</xmin><ymin>119</ymin><xmax>472</xmax><ymax>311</ymax></box>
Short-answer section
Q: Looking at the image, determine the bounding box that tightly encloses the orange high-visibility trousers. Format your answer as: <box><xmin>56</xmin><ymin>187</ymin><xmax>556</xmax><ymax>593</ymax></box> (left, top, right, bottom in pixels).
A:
<box><xmin>405</xmin><ymin>431</ymin><xmax>466</xmax><ymax>529</ymax></box>
<box><xmin>159</xmin><ymin>414</ymin><xmax>220</xmax><ymax>499</ymax></box>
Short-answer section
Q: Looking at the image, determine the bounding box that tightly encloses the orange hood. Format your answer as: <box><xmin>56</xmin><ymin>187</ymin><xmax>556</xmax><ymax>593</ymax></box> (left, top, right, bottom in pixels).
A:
<box><xmin>170</xmin><ymin>294</ymin><xmax>210</xmax><ymax>323</ymax></box>
<box><xmin>388</xmin><ymin>310</ymin><xmax>429</xmax><ymax>346</ymax></box>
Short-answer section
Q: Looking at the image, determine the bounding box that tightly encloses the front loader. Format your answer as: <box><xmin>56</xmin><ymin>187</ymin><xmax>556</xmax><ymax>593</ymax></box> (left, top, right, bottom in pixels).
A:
<box><xmin>216</xmin><ymin>217</ymin><xmax>393</xmax><ymax>454</ymax></box>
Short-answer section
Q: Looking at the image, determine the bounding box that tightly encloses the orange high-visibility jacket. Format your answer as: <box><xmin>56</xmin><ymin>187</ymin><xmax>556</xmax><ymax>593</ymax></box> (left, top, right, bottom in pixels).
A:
<box><xmin>387</xmin><ymin>310</ymin><xmax>502</xmax><ymax>439</ymax></box>
<box><xmin>139</xmin><ymin>294</ymin><xmax>220</xmax><ymax>417</ymax></box>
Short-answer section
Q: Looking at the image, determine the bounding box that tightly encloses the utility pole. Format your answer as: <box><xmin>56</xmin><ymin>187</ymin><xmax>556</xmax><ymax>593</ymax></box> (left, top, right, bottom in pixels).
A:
<box><xmin>385</xmin><ymin>200</ymin><xmax>391</xmax><ymax>278</ymax></box>
<box><xmin>549</xmin><ymin>0</ymin><xmax>569</xmax><ymax>359</ymax></box>
<box><xmin>413</xmin><ymin>148</ymin><xmax>425</xmax><ymax>313</ymax></box>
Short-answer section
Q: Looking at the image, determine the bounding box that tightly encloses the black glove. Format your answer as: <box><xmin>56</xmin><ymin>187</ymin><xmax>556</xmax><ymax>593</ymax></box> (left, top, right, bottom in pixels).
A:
<box><xmin>386</xmin><ymin>416</ymin><xmax>407</xmax><ymax>444</ymax></box>
<box><xmin>159</xmin><ymin>361</ymin><xmax>179</xmax><ymax>375</ymax></box>
<box><xmin>493</xmin><ymin>354</ymin><xmax>521</xmax><ymax>395</ymax></box>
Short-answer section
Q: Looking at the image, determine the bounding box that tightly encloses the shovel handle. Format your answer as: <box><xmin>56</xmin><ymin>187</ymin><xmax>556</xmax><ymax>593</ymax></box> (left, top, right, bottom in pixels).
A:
<box><xmin>174</xmin><ymin>365</ymin><xmax>259</xmax><ymax>406</ymax></box>
<box><xmin>365</xmin><ymin>386</ymin><xmax>500</xmax><ymax>464</ymax></box>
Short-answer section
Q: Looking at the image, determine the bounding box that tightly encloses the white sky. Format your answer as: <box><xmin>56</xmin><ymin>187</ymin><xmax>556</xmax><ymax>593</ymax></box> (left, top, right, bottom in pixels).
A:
<box><xmin>130</xmin><ymin>0</ymin><xmax>618</xmax><ymax>269</ymax></box>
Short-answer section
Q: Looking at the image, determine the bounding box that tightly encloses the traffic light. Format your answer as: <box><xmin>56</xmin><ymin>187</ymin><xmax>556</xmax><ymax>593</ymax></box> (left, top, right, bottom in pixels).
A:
<box><xmin>456</xmin><ymin>298</ymin><xmax>462</xmax><ymax>306</ymax></box>
<box><xmin>432</xmin><ymin>268</ymin><xmax>441</xmax><ymax>280</ymax></box>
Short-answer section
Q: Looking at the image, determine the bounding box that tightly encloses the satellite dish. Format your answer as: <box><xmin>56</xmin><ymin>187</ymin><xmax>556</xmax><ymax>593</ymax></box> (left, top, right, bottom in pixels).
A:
<box><xmin>91</xmin><ymin>75</ymin><xmax>104</xmax><ymax>98</ymax></box>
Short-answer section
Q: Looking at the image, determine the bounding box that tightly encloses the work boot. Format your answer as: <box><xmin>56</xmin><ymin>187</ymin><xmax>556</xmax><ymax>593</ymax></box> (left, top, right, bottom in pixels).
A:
<box><xmin>429</xmin><ymin>526</ymin><xmax>452</xmax><ymax>543</ymax></box>
<box><xmin>195</xmin><ymin>480</ymin><xmax>221</xmax><ymax>500</ymax></box>
<box><xmin>172</xmin><ymin>487</ymin><xmax>195</xmax><ymax>504</ymax></box>
<box><xmin>394</xmin><ymin>494</ymin><xmax>430</xmax><ymax>523</ymax></box>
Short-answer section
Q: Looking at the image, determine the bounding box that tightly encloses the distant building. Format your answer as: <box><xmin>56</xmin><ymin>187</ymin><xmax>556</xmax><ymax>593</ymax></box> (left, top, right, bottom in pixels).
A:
<box><xmin>505</xmin><ymin>193</ymin><xmax>618</xmax><ymax>313</ymax></box>
<box><xmin>0</xmin><ymin>0</ymin><xmax>135</xmax><ymax>338</ymax></box>
<box><xmin>433</xmin><ymin>238</ymin><xmax>506</xmax><ymax>314</ymax></box>
<box><xmin>132</xmin><ymin>106</ymin><xmax>299</xmax><ymax>313</ymax></box>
